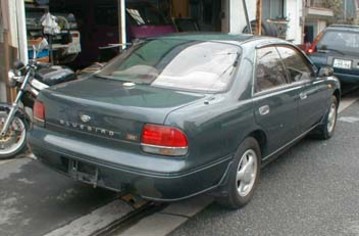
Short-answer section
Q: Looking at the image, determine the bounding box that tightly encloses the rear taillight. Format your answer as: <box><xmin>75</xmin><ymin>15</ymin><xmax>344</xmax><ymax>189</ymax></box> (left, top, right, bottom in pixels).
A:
<box><xmin>307</xmin><ymin>31</ymin><xmax>323</xmax><ymax>54</ymax></box>
<box><xmin>307</xmin><ymin>47</ymin><xmax>315</xmax><ymax>54</ymax></box>
<box><xmin>141</xmin><ymin>124</ymin><xmax>188</xmax><ymax>156</ymax></box>
<box><xmin>33</xmin><ymin>100</ymin><xmax>45</xmax><ymax>123</ymax></box>
<box><xmin>307</xmin><ymin>42</ymin><xmax>317</xmax><ymax>54</ymax></box>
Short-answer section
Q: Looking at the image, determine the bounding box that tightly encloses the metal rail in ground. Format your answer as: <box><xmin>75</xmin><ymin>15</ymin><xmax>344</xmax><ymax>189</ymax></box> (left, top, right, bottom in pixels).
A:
<box><xmin>90</xmin><ymin>193</ymin><xmax>167</xmax><ymax>236</ymax></box>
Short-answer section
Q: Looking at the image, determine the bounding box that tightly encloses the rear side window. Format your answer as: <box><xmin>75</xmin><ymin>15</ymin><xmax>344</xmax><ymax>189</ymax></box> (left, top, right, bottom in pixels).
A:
<box><xmin>276</xmin><ymin>46</ymin><xmax>313</xmax><ymax>83</ymax></box>
<box><xmin>255</xmin><ymin>47</ymin><xmax>288</xmax><ymax>93</ymax></box>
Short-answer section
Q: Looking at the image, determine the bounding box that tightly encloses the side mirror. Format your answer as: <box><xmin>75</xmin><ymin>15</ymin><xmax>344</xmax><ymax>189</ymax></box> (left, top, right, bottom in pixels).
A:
<box><xmin>317</xmin><ymin>66</ymin><xmax>334</xmax><ymax>77</ymax></box>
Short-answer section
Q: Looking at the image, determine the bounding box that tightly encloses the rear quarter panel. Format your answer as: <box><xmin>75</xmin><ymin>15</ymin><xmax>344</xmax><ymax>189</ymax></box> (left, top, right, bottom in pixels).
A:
<box><xmin>165</xmin><ymin>97</ymin><xmax>256</xmax><ymax>170</ymax></box>
<box><xmin>164</xmin><ymin>50</ymin><xmax>258</xmax><ymax>170</ymax></box>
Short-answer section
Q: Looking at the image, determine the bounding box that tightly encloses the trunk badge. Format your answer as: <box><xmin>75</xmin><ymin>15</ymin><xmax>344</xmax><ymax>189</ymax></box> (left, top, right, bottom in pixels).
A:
<box><xmin>80</xmin><ymin>114</ymin><xmax>91</xmax><ymax>123</ymax></box>
<box><xmin>123</xmin><ymin>82</ymin><xmax>135</xmax><ymax>88</ymax></box>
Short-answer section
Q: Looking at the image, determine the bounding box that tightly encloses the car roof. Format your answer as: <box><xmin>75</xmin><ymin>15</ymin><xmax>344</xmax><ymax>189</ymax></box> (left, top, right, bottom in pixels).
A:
<box><xmin>146</xmin><ymin>33</ymin><xmax>287</xmax><ymax>46</ymax></box>
<box><xmin>326</xmin><ymin>24</ymin><xmax>359</xmax><ymax>32</ymax></box>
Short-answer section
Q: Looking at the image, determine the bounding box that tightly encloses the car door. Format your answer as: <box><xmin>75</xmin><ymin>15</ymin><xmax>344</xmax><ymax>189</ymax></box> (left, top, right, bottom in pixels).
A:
<box><xmin>253</xmin><ymin>46</ymin><xmax>301</xmax><ymax>154</ymax></box>
<box><xmin>276</xmin><ymin>46</ymin><xmax>329</xmax><ymax>133</ymax></box>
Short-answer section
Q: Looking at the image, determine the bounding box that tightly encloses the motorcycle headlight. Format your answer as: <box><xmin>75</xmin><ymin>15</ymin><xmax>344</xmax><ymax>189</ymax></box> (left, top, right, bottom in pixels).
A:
<box><xmin>7</xmin><ymin>70</ymin><xmax>23</xmax><ymax>87</ymax></box>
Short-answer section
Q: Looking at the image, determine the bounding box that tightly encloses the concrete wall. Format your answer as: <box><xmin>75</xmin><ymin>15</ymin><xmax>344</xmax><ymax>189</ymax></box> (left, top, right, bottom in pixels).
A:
<box><xmin>317</xmin><ymin>20</ymin><xmax>327</xmax><ymax>34</ymax></box>
<box><xmin>285</xmin><ymin>0</ymin><xmax>303</xmax><ymax>44</ymax></box>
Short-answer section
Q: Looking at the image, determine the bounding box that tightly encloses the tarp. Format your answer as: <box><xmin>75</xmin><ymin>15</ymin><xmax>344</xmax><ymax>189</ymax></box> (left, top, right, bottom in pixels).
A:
<box><xmin>41</xmin><ymin>13</ymin><xmax>60</xmax><ymax>35</ymax></box>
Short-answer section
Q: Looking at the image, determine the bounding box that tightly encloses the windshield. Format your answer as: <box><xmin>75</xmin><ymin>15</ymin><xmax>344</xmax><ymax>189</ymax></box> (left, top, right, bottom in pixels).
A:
<box><xmin>318</xmin><ymin>30</ymin><xmax>359</xmax><ymax>51</ymax></box>
<box><xmin>99</xmin><ymin>39</ymin><xmax>241</xmax><ymax>93</ymax></box>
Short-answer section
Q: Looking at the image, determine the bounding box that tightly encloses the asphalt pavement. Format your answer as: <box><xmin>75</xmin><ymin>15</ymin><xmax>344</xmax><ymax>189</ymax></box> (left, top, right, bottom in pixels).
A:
<box><xmin>169</xmin><ymin>100</ymin><xmax>359</xmax><ymax>236</ymax></box>
<box><xmin>1</xmin><ymin>93</ymin><xmax>359</xmax><ymax>236</ymax></box>
<box><xmin>0</xmin><ymin>156</ymin><xmax>122</xmax><ymax>236</ymax></box>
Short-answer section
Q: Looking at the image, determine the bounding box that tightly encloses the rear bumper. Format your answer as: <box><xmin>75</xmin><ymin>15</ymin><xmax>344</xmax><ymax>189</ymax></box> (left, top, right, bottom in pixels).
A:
<box><xmin>334</xmin><ymin>72</ymin><xmax>359</xmax><ymax>84</ymax></box>
<box><xmin>310</xmin><ymin>58</ymin><xmax>359</xmax><ymax>84</ymax></box>
<box><xmin>28</xmin><ymin>127</ymin><xmax>232</xmax><ymax>201</ymax></box>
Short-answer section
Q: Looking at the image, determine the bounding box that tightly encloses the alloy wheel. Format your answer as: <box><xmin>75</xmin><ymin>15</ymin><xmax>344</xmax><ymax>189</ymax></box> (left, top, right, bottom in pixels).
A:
<box><xmin>236</xmin><ymin>149</ymin><xmax>258</xmax><ymax>197</ymax></box>
<box><xmin>327</xmin><ymin>102</ymin><xmax>337</xmax><ymax>134</ymax></box>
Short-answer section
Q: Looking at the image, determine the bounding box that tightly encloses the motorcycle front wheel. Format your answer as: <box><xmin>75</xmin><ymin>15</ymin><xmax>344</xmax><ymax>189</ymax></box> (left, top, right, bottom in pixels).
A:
<box><xmin>0</xmin><ymin>111</ymin><xmax>28</xmax><ymax>159</ymax></box>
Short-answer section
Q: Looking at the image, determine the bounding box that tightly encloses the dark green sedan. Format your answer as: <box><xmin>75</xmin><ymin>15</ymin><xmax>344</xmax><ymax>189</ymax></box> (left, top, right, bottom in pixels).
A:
<box><xmin>28</xmin><ymin>34</ymin><xmax>340</xmax><ymax>209</ymax></box>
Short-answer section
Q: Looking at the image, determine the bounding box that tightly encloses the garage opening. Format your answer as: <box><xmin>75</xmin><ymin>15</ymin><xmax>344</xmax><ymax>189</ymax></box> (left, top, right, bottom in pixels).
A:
<box><xmin>25</xmin><ymin>0</ymin><xmax>228</xmax><ymax>70</ymax></box>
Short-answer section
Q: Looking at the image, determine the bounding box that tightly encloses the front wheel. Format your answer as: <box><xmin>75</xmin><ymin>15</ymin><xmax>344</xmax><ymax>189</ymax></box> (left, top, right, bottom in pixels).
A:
<box><xmin>0</xmin><ymin>111</ymin><xmax>28</xmax><ymax>159</ymax></box>
<box><xmin>216</xmin><ymin>137</ymin><xmax>261</xmax><ymax>209</ymax></box>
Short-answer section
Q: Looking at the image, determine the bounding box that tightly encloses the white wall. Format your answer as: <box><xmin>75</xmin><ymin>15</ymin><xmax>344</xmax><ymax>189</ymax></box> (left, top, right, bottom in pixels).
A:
<box><xmin>317</xmin><ymin>20</ymin><xmax>327</xmax><ymax>34</ymax></box>
<box><xmin>285</xmin><ymin>0</ymin><xmax>303</xmax><ymax>44</ymax></box>
<box><xmin>1</xmin><ymin>0</ymin><xmax>27</xmax><ymax>59</ymax></box>
<box><xmin>4</xmin><ymin>0</ymin><xmax>17</xmax><ymax>47</ymax></box>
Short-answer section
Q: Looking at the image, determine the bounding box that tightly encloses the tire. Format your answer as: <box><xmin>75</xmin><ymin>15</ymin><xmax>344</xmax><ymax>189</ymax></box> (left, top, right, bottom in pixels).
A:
<box><xmin>312</xmin><ymin>96</ymin><xmax>338</xmax><ymax>140</ymax></box>
<box><xmin>216</xmin><ymin>137</ymin><xmax>261</xmax><ymax>209</ymax></box>
<box><xmin>0</xmin><ymin>111</ymin><xmax>28</xmax><ymax>159</ymax></box>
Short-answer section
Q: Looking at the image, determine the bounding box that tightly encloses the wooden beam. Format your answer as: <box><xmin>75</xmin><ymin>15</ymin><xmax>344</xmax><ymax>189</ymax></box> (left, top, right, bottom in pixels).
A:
<box><xmin>3</xmin><ymin>29</ymin><xmax>11</xmax><ymax>102</ymax></box>
<box><xmin>256</xmin><ymin>0</ymin><xmax>262</xmax><ymax>35</ymax></box>
<box><xmin>3</xmin><ymin>30</ymin><xmax>17</xmax><ymax>103</ymax></box>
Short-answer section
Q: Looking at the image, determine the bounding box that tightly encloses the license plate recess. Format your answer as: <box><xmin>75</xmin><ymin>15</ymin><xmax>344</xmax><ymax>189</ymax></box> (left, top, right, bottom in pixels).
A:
<box><xmin>68</xmin><ymin>159</ymin><xmax>99</xmax><ymax>187</ymax></box>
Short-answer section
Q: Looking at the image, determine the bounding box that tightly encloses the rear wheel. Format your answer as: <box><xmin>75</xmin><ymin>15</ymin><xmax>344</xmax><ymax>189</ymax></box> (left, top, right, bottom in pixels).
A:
<box><xmin>0</xmin><ymin>111</ymin><xmax>28</xmax><ymax>159</ymax></box>
<box><xmin>312</xmin><ymin>96</ymin><xmax>338</xmax><ymax>140</ymax></box>
<box><xmin>216</xmin><ymin>137</ymin><xmax>261</xmax><ymax>209</ymax></box>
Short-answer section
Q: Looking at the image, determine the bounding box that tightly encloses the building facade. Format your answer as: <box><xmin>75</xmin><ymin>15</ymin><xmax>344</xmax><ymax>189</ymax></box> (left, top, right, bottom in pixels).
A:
<box><xmin>0</xmin><ymin>0</ymin><xmax>332</xmax><ymax>102</ymax></box>
<box><xmin>304</xmin><ymin>0</ymin><xmax>334</xmax><ymax>43</ymax></box>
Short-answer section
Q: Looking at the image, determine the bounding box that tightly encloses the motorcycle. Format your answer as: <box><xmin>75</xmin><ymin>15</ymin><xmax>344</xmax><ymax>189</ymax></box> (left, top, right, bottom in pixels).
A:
<box><xmin>0</xmin><ymin>39</ymin><xmax>75</xmax><ymax>159</ymax></box>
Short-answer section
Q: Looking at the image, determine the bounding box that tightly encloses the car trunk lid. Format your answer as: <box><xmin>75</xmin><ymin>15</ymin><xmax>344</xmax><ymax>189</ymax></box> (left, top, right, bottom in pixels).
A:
<box><xmin>39</xmin><ymin>77</ymin><xmax>204</xmax><ymax>144</ymax></box>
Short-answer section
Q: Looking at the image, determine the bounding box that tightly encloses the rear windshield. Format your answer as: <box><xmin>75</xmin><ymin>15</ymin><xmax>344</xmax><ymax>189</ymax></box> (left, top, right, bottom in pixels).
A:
<box><xmin>98</xmin><ymin>39</ymin><xmax>241</xmax><ymax>93</ymax></box>
<box><xmin>318</xmin><ymin>30</ymin><xmax>359</xmax><ymax>51</ymax></box>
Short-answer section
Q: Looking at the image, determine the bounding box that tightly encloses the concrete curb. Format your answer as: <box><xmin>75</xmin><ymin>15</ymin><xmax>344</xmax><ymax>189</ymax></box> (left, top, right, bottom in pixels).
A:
<box><xmin>118</xmin><ymin>196</ymin><xmax>213</xmax><ymax>236</ymax></box>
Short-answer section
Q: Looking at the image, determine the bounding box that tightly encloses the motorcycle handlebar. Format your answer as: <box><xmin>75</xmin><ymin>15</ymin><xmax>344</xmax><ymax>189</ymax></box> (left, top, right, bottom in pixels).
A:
<box><xmin>13</xmin><ymin>61</ymin><xmax>26</xmax><ymax>70</ymax></box>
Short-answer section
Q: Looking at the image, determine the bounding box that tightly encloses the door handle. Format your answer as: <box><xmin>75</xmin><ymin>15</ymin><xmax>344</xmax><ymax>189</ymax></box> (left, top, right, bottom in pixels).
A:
<box><xmin>259</xmin><ymin>105</ymin><xmax>270</xmax><ymax>116</ymax></box>
<box><xmin>300</xmin><ymin>92</ymin><xmax>307</xmax><ymax>100</ymax></box>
